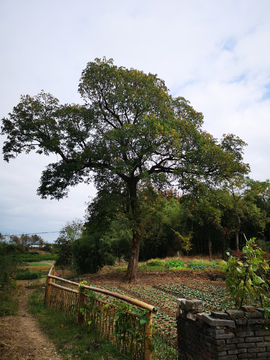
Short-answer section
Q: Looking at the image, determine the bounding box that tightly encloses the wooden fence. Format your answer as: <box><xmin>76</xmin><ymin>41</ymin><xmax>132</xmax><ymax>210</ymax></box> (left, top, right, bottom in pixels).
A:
<box><xmin>44</xmin><ymin>266</ymin><xmax>156</xmax><ymax>360</ymax></box>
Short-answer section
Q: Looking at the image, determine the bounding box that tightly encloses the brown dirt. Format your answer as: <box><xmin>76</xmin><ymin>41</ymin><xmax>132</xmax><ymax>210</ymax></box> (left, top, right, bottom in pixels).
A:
<box><xmin>0</xmin><ymin>280</ymin><xmax>63</xmax><ymax>360</ymax></box>
<box><xmin>81</xmin><ymin>268</ymin><xmax>225</xmax><ymax>287</ymax></box>
<box><xmin>78</xmin><ymin>269</ymin><xmax>225</xmax><ymax>318</ymax></box>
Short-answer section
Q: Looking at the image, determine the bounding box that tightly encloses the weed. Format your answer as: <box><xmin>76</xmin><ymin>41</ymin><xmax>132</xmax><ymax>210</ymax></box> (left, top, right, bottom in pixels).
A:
<box><xmin>28</xmin><ymin>289</ymin><xmax>128</xmax><ymax>359</ymax></box>
<box><xmin>153</xmin><ymin>334</ymin><xmax>178</xmax><ymax>360</ymax></box>
<box><xmin>0</xmin><ymin>287</ymin><xmax>19</xmax><ymax>316</ymax></box>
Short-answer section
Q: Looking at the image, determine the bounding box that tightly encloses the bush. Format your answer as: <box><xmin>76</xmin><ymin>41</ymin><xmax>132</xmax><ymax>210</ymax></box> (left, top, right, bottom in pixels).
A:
<box><xmin>223</xmin><ymin>238</ymin><xmax>270</xmax><ymax>313</ymax></box>
<box><xmin>104</xmin><ymin>253</ymin><xmax>116</xmax><ymax>266</ymax></box>
<box><xmin>146</xmin><ymin>259</ymin><xmax>164</xmax><ymax>267</ymax></box>
<box><xmin>16</xmin><ymin>268</ymin><xmax>41</xmax><ymax>280</ymax></box>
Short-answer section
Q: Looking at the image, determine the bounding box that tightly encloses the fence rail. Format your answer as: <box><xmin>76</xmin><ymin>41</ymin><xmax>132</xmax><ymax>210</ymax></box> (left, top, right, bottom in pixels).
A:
<box><xmin>44</xmin><ymin>266</ymin><xmax>156</xmax><ymax>360</ymax></box>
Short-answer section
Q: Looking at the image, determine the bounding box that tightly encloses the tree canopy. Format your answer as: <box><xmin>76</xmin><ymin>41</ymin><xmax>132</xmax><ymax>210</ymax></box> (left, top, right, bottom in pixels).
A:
<box><xmin>1</xmin><ymin>57</ymin><xmax>249</xmax><ymax>281</ymax></box>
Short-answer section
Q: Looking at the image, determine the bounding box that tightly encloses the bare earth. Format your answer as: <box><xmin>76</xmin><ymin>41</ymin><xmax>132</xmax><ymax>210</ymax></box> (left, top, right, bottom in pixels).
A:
<box><xmin>0</xmin><ymin>281</ymin><xmax>63</xmax><ymax>360</ymax></box>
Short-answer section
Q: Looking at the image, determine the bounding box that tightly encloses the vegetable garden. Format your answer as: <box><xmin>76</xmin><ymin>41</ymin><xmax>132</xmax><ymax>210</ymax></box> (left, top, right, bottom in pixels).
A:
<box><xmin>84</xmin><ymin>276</ymin><xmax>231</xmax><ymax>349</ymax></box>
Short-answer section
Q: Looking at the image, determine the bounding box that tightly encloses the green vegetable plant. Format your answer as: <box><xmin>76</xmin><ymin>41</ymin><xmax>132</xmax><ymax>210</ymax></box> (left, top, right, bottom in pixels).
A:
<box><xmin>78</xmin><ymin>281</ymin><xmax>154</xmax><ymax>357</ymax></box>
<box><xmin>223</xmin><ymin>238</ymin><xmax>270</xmax><ymax>317</ymax></box>
<box><xmin>165</xmin><ymin>259</ymin><xmax>185</xmax><ymax>269</ymax></box>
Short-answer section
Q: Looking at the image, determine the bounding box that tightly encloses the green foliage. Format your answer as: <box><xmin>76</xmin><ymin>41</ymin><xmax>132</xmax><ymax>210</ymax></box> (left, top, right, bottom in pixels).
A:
<box><xmin>153</xmin><ymin>334</ymin><xmax>178</xmax><ymax>360</ymax></box>
<box><xmin>73</xmin><ymin>191</ymin><xmax>132</xmax><ymax>273</ymax></box>
<box><xmin>18</xmin><ymin>253</ymin><xmax>56</xmax><ymax>263</ymax></box>
<box><xmin>186</xmin><ymin>260</ymin><xmax>220</xmax><ymax>270</ymax></box>
<box><xmin>54</xmin><ymin>237</ymin><xmax>72</xmax><ymax>267</ymax></box>
<box><xmin>77</xmin><ymin>283</ymin><xmax>153</xmax><ymax>358</ymax></box>
<box><xmin>28</xmin><ymin>288</ymin><xmax>127</xmax><ymax>359</ymax></box>
<box><xmin>42</xmin><ymin>243</ymin><xmax>53</xmax><ymax>252</ymax></box>
<box><xmin>187</xmin><ymin>263</ymin><xmax>208</xmax><ymax>270</ymax></box>
<box><xmin>73</xmin><ymin>233</ymin><xmax>100</xmax><ymax>274</ymax></box>
<box><xmin>10</xmin><ymin>233</ymin><xmax>45</xmax><ymax>247</ymax></box>
<box><xmin>16</xmin><ymin>268</ymin><xmax>41</xmax><ymax>280</ymax></box>
<box><xmin>0</xmin><ymin>286</ymin><xmax>19</xmax><ymax>316</ymax></box>
<box><xmin>55</xmin><ymin>220</ymin><xmax>83</xmax><ymax>267</ymax></box>
<box><xmin>223</xmin><ymin>238</ymin><xmax>270</xmax><ymax>315</ymax></box>
<box><xmin>172</xmin><ymin>230</ymin><xmax>193</xmax><ymax>255</ymax></box>
<box><xmin>0</xmin><ymin>242</ymin><xmax>19</xmax><ymax>316</ymax></box>
<box><xmin>165</xmin><ymin>259</ymin><xmax>185</xmax><ymax>269</ymax></box>
<box><xmin>0</xmin><ymin>242</ymin><xmax>18</xmax><ymax>289</ymax></box>
<box><xmin>1</xmin><ymin>57</ymin><xmax>249</xmax><ymax>280</ymax></box>
<box><xmin>146</xmin><ymin>259</ymin><xmax>164</xmax><ymax>267</ymax></box>
<box><xmin>139</xmin><ymin>187</ymin><xmax>183</xmax><ymax>259</ymax></box>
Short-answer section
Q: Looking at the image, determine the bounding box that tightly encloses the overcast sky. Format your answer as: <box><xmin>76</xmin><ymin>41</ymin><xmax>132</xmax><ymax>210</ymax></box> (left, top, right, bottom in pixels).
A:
<box><xmin>1</xmin><ymin>0</ymin><xmax>270</xmax><ymax>243</ymax></box>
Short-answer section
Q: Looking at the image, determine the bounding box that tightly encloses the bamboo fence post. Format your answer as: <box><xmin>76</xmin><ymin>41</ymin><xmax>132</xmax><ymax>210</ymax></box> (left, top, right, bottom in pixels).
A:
<box><xmin>144</xmin><ymin>311</ymin><xmax>153</xmax><ymax>360</ymax></box>
<box><xmin>45</xmin><ymin>265</ymin><xmax>55</xmax><ymax>306</ymax></box>
<box><xmin>44</xmin><ymin>271</ymin><xmax>156</xmax><ymax>359</ymax></box>
<box><xmin>51</xmin><ymin>265</ymin><xmax>55</xmax><ymax>279</ymax></box>
<box><xmin>77</xmin><ymin>285</ymin><xmax>85</xmax><ymax>325</ymax></box>
<box><xmin>44</xmin><ymin>276</ymin><xmax>50</xmax><ymax>305</ymax></box>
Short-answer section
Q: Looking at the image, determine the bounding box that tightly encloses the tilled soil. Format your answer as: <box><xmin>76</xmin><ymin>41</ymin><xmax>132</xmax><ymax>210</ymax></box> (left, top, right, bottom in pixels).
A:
<box><xmin>81</xmin><ymin>268</ymin><xmax>224</xmax><ymax>288</ymax></box>
<box><xmin>80</xmin><ymin>269</ymin><xmax>225</xmax><ymax>317</ymax></box>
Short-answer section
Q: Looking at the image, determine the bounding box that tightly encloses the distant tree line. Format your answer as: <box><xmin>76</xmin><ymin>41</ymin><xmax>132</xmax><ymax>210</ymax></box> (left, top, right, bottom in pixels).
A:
<box><xmin>0</xmin><ymin>233</ymin><xmax>52</xmax><ymax>253</ymax></box>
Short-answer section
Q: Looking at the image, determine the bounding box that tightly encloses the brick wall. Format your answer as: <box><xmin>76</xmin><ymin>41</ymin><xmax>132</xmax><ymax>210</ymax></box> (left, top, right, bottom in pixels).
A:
<box><xmin>177</xmin><ymin>298</ymin><xmax>270</xmax><ymax>360</ymax></box>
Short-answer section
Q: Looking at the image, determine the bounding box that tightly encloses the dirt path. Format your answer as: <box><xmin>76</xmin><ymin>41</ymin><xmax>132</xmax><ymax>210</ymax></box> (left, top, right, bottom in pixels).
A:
<box><xmin>0</xmin><ymin>283</ymin><xmax>63</xmax><ymax>360</ymax></box>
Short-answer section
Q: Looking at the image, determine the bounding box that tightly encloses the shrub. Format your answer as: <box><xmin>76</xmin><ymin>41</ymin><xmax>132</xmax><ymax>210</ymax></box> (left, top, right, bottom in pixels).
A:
<box><xmin>146</xmin><ymin>259</ymin><xmax>164</xmax><ymax>267</ymax></box>
<box><xmin>104</xmin><ymin>253</ymin><xmax>116</xmax><ymax>266</ymax></box>
<box><xmin>16</xmin><ymin>268</ymin><xmax>41</xmax><ymax>280</ymax></box>
<box><xmin>223</xmin><ymin>238</ymin><xmax>270</xmax><ymax>314</ymax></box>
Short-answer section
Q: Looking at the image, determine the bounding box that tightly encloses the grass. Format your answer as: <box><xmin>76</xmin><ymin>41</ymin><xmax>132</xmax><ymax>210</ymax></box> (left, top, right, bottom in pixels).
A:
<box><xmin>23</xmin><ymin>253</ymin><xmax>223</xmax><ymax>359</ymax></box>
<box><xmin>18</xmin><ymin>253</ymin><xmax>56</xmax><ymax>263</ymax></box>
<box><xmin>28</xmin><ymin>262</ymin><xmax>52</xmax><ymax>266</ymax></box>
<box><xmin>0</xmin><ymin>286</ymin><xmax>19</xmax><ymax>316</ymax></box>
<box><xmin>19</xmin><ymin>265</ymin><xmax>52</xmax><ymax>275</ymax></box>
<box><xmin>29</xmin><ymin>286</ymin><xmax>178</xmax><ymax>359</ymax></box>
<box><xmin>28</xmin><ymin>288</ymin><xmax>129</xmax><ymax>360</ymax></box>
<box><xmin>96</xmin><ymin>256</ymin><xmax>224</xmax><ymax>276</ymax></box>
<box><xmin>152</xmin><ymin>335</ymin><xmax>178</xmax><ymax>360</ymax></box>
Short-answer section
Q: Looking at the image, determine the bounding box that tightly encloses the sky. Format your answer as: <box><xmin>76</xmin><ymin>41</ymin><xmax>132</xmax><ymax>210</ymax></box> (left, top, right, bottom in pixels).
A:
<box><xmin>1</xmin><ymin>0</ymin><xmax>270</xmax><ymax>243</ymax></box>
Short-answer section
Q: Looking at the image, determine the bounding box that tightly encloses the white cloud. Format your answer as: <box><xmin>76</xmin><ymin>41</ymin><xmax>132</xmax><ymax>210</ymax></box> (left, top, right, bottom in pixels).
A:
<box><xmin>1</xmin><ymin>0</ymin><xmax>270</xmax><ymax>241</ymax></box>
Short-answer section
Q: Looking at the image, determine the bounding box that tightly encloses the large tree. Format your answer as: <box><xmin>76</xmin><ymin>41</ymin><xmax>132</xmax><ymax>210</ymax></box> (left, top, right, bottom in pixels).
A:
<box><xmin>1</xmin><ymin>57</ymin><xmax>249</xmax><ymax>281</ymax></box>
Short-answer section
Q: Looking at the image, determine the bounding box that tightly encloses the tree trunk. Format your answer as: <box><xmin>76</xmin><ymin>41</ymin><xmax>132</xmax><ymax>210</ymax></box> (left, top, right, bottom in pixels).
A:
<box><xmin>125</xmin><ymin>229</ymin><xmax>141</xmax><ymax>282</ymax></box>
<box><xmin>236</xmin><ymin>232</ymin><xmax>240</xmax><ymax>251</ymax></box>
<box><xmin>208</xmin><ymin>237</ymin><xmax>212</xmax><ymax>260</ymax></box>
<box><xmin>124</xmin><ymin>177</ymin><xmax>140</xmax><ymax>282</ymax></box>
<box><xmin>235</xmin><ymin>214</ymin><xmax>241</xmax><ymax>251</ymax></box>
<box><xmin>233</xmin><ymin>193</ymin><xmax>241</xmax><ymax>251</ymax></box>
